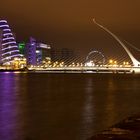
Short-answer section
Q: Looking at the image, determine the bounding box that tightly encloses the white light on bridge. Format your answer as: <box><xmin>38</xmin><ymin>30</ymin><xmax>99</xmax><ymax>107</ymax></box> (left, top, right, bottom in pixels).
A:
<box><xmin>85</xmin><ymin>61</ymin><xmax>95</xmax><ymax>67</ymax></box>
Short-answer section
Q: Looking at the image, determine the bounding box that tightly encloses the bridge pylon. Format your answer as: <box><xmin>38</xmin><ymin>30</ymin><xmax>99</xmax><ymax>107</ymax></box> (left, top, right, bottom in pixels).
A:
<box><xmin>93</xmin><ymin>19</ymin><xmax>140</xmax><ymax>67</ymax></box>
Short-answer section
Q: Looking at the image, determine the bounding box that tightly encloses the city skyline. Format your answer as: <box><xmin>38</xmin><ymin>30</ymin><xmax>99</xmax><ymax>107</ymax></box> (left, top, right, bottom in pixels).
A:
<box><xmin>0</xmin><ymin>0</ymin><xmax>140</xmax><ymax>58</ymax></box>
<box><xmin>1</xmin><ymin>2</ymin><xmax>140</xmax><ymax>140</ymax></box>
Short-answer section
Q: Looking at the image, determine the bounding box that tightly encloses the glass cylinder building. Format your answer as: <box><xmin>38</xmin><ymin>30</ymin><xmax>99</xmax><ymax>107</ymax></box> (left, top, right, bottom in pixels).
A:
<box><xmin>0</xmin><ymin>20</ymin><xmax>21</xmax><ymax>65</ymax></box>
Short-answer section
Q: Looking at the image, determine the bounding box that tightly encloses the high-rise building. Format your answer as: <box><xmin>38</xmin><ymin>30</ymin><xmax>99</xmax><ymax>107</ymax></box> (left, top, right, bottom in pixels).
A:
<box><xmin>25</xmin><ymin>37</ymin><xmax>51</xmax><ymax>65</ymax></box>
<box><xmin>0</xmin><ymin>20</ymin><xmax>21</xmax><ymax>65</ymax></box>
<box><xmin>26</xmin><ymin>37</ymin><xmax>37</xmax><ymax>65</ymax></box>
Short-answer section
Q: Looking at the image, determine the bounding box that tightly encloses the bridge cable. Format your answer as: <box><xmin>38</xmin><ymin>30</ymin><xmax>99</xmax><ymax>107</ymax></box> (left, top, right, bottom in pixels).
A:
<box><xmin>123</xmin><ymin>39</ymin><xmax>140</xmax><ymax>52</ymax></box>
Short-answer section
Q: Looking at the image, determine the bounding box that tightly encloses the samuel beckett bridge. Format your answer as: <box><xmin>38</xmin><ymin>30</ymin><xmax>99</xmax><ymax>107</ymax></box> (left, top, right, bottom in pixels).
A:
<box><xmin>29</xmin><ymin>19</ymin><xmax>140</xmax><ymax>74</ymax></box>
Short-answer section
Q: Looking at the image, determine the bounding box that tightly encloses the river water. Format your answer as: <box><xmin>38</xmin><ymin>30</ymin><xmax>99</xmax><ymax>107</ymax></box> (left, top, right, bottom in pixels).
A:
<box><xmin>0</xmin><ymin>72</ymin><xmax>140</xmax><ymax>140</ymax></box>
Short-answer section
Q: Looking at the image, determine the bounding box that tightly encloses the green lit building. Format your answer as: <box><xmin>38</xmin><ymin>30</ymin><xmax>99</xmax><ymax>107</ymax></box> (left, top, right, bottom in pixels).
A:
<box><xmin>18</xmin><ymin>42</ymin><xmax>25</xmax><ymax>55</ymax></box>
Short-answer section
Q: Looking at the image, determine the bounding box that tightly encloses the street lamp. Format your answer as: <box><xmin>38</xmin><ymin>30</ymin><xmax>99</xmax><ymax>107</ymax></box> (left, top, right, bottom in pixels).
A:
<box><xmin>109</xmin><ymin>59</ymin><xmax>113</xmax><ymax>64</ymax></box>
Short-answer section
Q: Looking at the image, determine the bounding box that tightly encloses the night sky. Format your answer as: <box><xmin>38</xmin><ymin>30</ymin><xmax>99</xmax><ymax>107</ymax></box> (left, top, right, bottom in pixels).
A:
<box><xmin>0</xmin><ymin>0</ymin><xmax>140</xmax><ymax>58</ymax></box>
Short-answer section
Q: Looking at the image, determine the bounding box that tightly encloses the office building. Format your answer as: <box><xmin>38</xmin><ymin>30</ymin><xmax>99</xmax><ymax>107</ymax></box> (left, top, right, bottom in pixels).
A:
<box><xmin>26</xmin><ymin>37</ymin><xmax>51</xmax><ymax>65</ymax></box>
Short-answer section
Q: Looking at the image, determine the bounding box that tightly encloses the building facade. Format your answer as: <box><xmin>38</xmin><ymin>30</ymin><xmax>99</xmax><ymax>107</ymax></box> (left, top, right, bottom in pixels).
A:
<box><xmin>25</xmin><ymin>37</ymin><xmax>51</xmax><ymax>65</ymax></box>
<box><xmin>36</xmin><ymin>43</ymin><xmax>51</xmax><ymax>65</ymax></box>
<box><xmin>25</xmin><ymin>37</ymin><xmax>37</xmax><ymax>65</ymax></box>
<box><xmin>0</xmin><ymin>20</ymin><xmax>20</xmax><ymax>65</ymax></box>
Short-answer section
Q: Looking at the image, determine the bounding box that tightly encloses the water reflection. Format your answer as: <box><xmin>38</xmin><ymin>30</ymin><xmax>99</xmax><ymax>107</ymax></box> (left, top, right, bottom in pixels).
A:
<box><xmin>105</xmin><ymin>79</ymin><xmax>116</xmax><ymax>126</ymax></box>
<box><xmin>0</xmin><ymin>73</ymin><xmax>24</xmax><ymax>140</ymax></box>
<box><xmin>0</xmin><ymin>74</ymin><xmax>140</xmax><ymax>140</ymax></box>
<box><xmin>81</xmin><ymin>78</ymin><xmax>95</xmax><ymax>140</ymax></box>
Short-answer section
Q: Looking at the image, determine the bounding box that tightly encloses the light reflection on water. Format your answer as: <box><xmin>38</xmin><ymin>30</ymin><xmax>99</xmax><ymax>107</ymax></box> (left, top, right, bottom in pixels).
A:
<box><xmin>0</xmin><ymin>73</ymin><xmax>24</xmax><ymax>140</ymax></box>
<box><xmin>80</xmin><ymin>78</ymin><xmax>95</xmax><ymax>140</ymax></box>
<box><xmin>0</xmin><ymin>73</ymin><xmax>140</xmax><ymax>140</ymax></box>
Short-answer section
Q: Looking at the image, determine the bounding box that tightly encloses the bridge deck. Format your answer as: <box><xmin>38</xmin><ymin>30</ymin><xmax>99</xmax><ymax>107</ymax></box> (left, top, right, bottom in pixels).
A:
<box><xmin>28</xmin><ymin>66</ymin><xmax>135</xmax><ymax>73</ymax></box>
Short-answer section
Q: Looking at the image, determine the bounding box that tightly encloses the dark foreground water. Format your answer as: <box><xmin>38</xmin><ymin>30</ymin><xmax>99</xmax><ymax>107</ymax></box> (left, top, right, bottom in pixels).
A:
<box><xmin>0</xmin><ymin>73</ymin><xmax>140</xmax><ymax>140</ymax></box>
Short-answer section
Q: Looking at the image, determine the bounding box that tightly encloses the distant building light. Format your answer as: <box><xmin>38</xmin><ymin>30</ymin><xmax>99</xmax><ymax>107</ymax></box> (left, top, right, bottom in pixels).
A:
<box><xmin>36</xmin><ymin>50</ymin><xmax>41</xmax><ymax>53</ymax></box>
<box><xmin>39</xmin><ymin>43</ymin><xmax>51</xmax><ymax>49</ymax></box>
<box><xmin>2</xmin><ymin>41</ymin><xmax>16</xmax><ymax>46</ymax></box>
<box><xmin>0</xmin><ymin>20</ymin><xmax>7</xmax><ymax>23</ymax></box>
<box><xmin>2</xmin><ymin>50</ymin><xmax>19</xmax><ymax>56</ymax></box>
<box><xmin>45</xmin><ymin>57</ymin><xmax>51</xmax><ymax>60</ymax></box>
<box><xmin>3</xmin><ymin>33</ymin><xmax>13</xmax><ymax>36</ymax></box>
<box><xmin>0</xmin><ymin>25</ymin><xmax>9</xmax><ymax>28</ymax></box>
<box><xmin>3</xmin><ymin>29</ymin><xmax>11</xmax><ymax>32</ymax></box>
<box><xmin>31</xmin><ymin>42</ymin><xmax>36</xmax><ymax>46</ymax></box>
<box><xmin>2</xmin><ymin>37</ymin><xmax>15</xmax><ymax>41</ymax></box>
<box><xmin>1</xmin><ymin>54</ymin><xmax>21</xmax><ymax>61</ymax></box>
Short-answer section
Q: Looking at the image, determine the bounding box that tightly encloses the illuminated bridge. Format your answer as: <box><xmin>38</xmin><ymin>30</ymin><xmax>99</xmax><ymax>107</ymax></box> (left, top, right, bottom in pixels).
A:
<box><xmin>29</xmin><ymin>19</ymin><xmax>140</xmax><ymax>74</ymax></box>
<box><xmin>0</xmin><ymin>20</ymin><xmax>21</xmax><ymax>65</ymax></box>
<box><xmin>93</xmin><ymin>19</ymin><xmax>140</xmax><ymax>67</ymax></box>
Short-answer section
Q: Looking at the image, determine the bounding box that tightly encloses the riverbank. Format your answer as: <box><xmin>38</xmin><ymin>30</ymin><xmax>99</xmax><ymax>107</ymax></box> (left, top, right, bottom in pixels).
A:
<box><xmin>89</xmin><ymin>114</ymin><xmax>140</xmax><ymax>140</ymax></box>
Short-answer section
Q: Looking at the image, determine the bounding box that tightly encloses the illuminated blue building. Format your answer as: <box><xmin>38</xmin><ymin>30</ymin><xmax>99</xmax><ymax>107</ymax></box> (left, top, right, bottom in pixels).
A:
<box><xmin>26</xmin><ymin>37</ymin><xmax>51</xmax><ymax>66</ymax></box>
<box><xmin>0</xmin><ymin>20</ymin><xmax>21</xmax><ymax>65</ymax></box>
<box><xmin>26</xmin><ymin>37</ymin><xmax>37</xmax><ymax>65</ymax></box>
